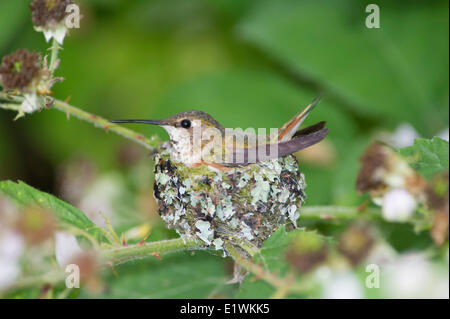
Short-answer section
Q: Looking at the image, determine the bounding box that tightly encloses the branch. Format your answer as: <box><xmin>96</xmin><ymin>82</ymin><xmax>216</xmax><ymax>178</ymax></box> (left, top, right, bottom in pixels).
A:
<box><xmin>300</xmin><ymin>205</ymin><xmax>381</xmax><ymax>221</ymax></box>
<box><xmin>225</xmin><ymin>242</ymin><xmax>287</xmax><ymax>289</ymax></box>
<box><xmin>99</xmin><ymin>206</ymin><xmax>382</xmax><ymax>267</ymax></box>
<box><xmin>51</xmin><ymin>98</ymin><xmax>162</xmax><ymax>150</ymax></box>
<box><xmin>48</xmin><ymin>38</ymin><xmax>61</xmax><ymax>76</ymax></box>
<box><xmin>100</xmin><ymin>237</ymin><xmax>205</xmax><ymax>266</ymax></box>
<box><xmin>225</xmin><ymin>242</ymin><xmax>315</xmax><ymax>297</ymax></box>
<box><xmin>0</xmin><ymin>92</ymin><xmax>162</xmax><ymax>151</ymax></box>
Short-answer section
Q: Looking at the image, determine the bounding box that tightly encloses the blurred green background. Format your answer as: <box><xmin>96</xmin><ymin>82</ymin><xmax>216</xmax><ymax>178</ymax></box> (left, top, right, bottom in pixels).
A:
<box><xmin>0</xmin><ymin>0</ymin><xmax>448</xmax><ymax>300</ymax></box>
<box><xmin>0</xmin><ymin>0</ymin><xmax>448</xmax><ymax>206</ymax></box>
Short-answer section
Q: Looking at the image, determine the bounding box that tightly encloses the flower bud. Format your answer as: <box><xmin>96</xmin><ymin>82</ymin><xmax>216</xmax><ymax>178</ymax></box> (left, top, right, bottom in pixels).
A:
<box><xmin>0</xmin><ymin>230</ymin><xmax>24</xmax><ymax>291</ymax></box>
<box><xmin>427</xmin><ymin>172</ymin><xmax>449</xmax><ymax>245</ymax></box>
<box><xmin>356</xmin><ymin>142</ymin><xmax>427</xmax><ymax>219</ymax></box>
<box><xmin>285</xmin><ymin>231</ymin><xmax>328</xmax><ymax>273</ymax></box>
<box><xmin>30</xmin><ymin>0</ymin><xmax>74</xmax><ymax>44</ymax></box>
<box><xmin>54</xmin><ymin>231</ymin><xmax>83</xmax><ymax>268</ymax></box>
<box><xmin>0</xmin><ymin>49</ymin><xmax>61</xmax><ymax>116</ymax></box>
<box><xmin>0</xmin><ymin>49</ymin><xmax>41</xmax><ymax>92</ymax></box>
<box><xmin>356</xmin><ymin>142</ymin><xmax>426</xmax><ymax>197</ymax></box>
<box><xmin>382</xmin><ymin>188</ymin><xmax>417</xmax><ymax>222</ymax></box>
<box><xmin>16</xmin><ymin>206</ymin><xmax>55</xmax><ymax>245</ymax></box>
<box><xmin>338</xmin><ymin>223</ymin><xmax>375</xmax><ymax>265</ymax></box>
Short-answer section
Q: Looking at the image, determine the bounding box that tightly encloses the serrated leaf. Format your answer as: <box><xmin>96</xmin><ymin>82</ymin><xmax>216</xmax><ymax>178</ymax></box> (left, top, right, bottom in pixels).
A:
<box><xmin>238</xmin><ymin>0</ymin><xmax>449</xmax><ymax>135</ymax></box>
<box><xmin>237</xmin><ymin>227</ymin><xmax>288</xmax><ymax>298</ymax></box>
<box><xmin>399</xmin><ymin>137</ymin><xmax>449</xmax><ymax>179</ymax></box>
<box><xmin>0</xmin><ymin>180</ymin><xmax>102</xmax><ymax>238</ymax></box>
<box><xmin>83</xmin><ymin>251</ymin><xmax>228</xmax><ymax>298</ymax></box>
<box><xmin>237</xmin><ymin>226</ymin><xmax>305</xmax><ymax>298</ymax></box>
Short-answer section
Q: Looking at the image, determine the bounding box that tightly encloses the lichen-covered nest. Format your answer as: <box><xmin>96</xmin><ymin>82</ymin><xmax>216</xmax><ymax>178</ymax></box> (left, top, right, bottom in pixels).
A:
<box><xmin>153</xmin><ymin>151</ymin><xmax>306</xmax><ymax>253</ymax></box>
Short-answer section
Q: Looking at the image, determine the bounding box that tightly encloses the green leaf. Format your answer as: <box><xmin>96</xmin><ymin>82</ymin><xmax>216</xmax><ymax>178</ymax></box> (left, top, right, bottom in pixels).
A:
<box><xmin>238</xmin><ymin>0</ymin><xmax>449</xmax><ymax>135</ymax></box>
<box><xmin>0</xmin><ymin>180</ymin><xmax>102</xmax><ymax>238</ymax></box>
<box><xmin>237</xmin><ymin>226</ymin><xmax>302</xmax><ymax>298</ymax></box>
<box><xmin>399</xmin><ymin>137</ymin><xmax>449</xmax><ymax>179</ymax></box>
<box><xmin>83</xmin><ymin>251</ymin><xmax>228</xmax><ymax>298</ymax></box>
<box><xmin>0</xmin><ymin>1</ymin><xmax>29</xmax><ymax>53</ymax></box>
<box><xmin>331</xmin><ymin>136</ymin><xmax>372</xmax><ymax>205</ymax></box>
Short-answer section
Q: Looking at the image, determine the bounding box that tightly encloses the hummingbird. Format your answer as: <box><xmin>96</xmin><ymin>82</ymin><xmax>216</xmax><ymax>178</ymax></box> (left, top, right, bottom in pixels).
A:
<box><xmin>111</xmin><ymin>96</ymin><xmax>328</xmax><ymax>250</ymax></box>
<box><xmin>111</xmin><ymin>96</ymin><xmax>328</xmax><ymax>171</ymax></box>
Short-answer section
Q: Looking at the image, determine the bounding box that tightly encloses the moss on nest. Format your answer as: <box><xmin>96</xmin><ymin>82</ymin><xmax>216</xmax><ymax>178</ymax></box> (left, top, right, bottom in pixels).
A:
<box><xmin>153</xmin><ymin>151</ymin><xmax>306</xmax><ymax>254</ymax></box>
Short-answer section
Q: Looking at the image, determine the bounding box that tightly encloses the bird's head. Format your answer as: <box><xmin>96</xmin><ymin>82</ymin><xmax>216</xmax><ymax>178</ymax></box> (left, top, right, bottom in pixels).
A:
<box><xmin>111</xmin><ymin>110</ymin><xmax>224</xmax><ymax>145</ymax></box>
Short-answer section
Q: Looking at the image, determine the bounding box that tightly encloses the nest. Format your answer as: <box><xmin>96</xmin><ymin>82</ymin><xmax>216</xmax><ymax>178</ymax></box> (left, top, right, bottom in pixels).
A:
<box><xmin>153</xmin><ymin>151</ymin><xmax>306</xmax><ymax>254</ymax></box>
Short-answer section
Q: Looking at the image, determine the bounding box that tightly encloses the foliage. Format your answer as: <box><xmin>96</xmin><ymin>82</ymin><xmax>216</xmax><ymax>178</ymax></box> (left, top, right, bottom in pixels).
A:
<box><xmin>0</xmin><ymin>0</ymin><xmax>448</xmax><ymax>299</ymax></box>
<box><xmin>399</xmin><ymin>137</ymin><xmax>449</xmax><ymax>180</ymax></box>
<box><xmin>0</xmin><ymin>180</ymin><xmax>103</xmax><ymax>239</ymax></box>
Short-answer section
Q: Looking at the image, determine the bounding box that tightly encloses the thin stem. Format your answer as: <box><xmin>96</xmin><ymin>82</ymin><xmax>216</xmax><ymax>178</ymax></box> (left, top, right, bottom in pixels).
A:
<box><xmin>48</xmin><ymin>38</ymin><xmax>61</xmax><ymax>76</ymax></box>
<box><xmin>300</xmin><ymin>205</ymin><xmax>381</xmax><ymax>221</ymax></box>
<box><xmin>0</xmin><ymin>92</ymin><xmax>162</xmax><ymax>150</ymax></box>
<box><xmin>10</xmin><ymin>270</ymin><xmax>66</xmax><ymax>291</ymax></box>
<box><xmin>225</xmin><ymin>242</ymin><xmax>289</xmax><ymax>289</ymax></box>
<box><xmin>226</xmin><ymin>242</ymin><xmax>315</xmax><ymax>296</ymax></box>
<box><xmin>0</xmin><ymin>92</ymin><xmax>24</xmax><ymax>104</ymax></box>
<box><xmin>2</xmin><ymin>238</ymin><xmax>204</xmax><ymax>295</ymax></box>
<box><xmin>0</xmin><ymin>103</ymin><xmax>21</xmax><ymax>111</ymax></box>
<box><xmin>100</xmin><ymin>237</ymin><xmax>205</xmax><ymax>266</ymax></box>
<box><xmin>52</xmin><ymin>98</ymin><xmax>161</xmax><ymax>150</ymax></box>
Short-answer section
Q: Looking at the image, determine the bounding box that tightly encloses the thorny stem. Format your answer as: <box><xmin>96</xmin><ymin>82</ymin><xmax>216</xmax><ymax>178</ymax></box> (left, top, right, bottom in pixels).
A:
<box><xmin>10</xmin><ymin>270</ymin><xmax>66</xmax><ymax>291</ymax></box>
<box><xmin>48</xmin><ymin>38</ymin><xmax>61</xmax><ymax>76</ymax></box>
<box><xmin>300</xmin><ymin>205</ymin><xmax>381</xmax><ymax>221</ymax></box>
<box><xmin>99</xmin><ymin>205</ymin><xmax>383</xmax><ymax>268</ymax></box>
<box><xmin>3</xmin><ymin>238</ymin><xmax>205</xmax><ymax>294</ymax></box>
<box><xmin>51</xmin><ymin>98</ymin><xmax>162</xmax><ymax>150</ymax></box>
<box><xmin>225</xmin><ymin>242</ymin><xmax>312</xmax><ymax>296</ymax></box>
<box><xmin>0</xmin><ymin>24</ymin><xmax>401</xmax><ymax>299</ymax></box>
<box><xmin>0</xmin><ymin>45</ymin><xmax>381</xmax><ymax>291</ymax></box>
<box><xmin>0</xmin><ymin>92</ymin><xmax>162</xmax><ymax>150</ymax></box>
<box><xmin>100</xmin><ymin>237</ymin><xmax>205</xmax><ymax>266</ymax></box>
<box><xmin>226</xmin><ymin>242</ymin><xmax>286</xmax><ymax>288</ymax></box>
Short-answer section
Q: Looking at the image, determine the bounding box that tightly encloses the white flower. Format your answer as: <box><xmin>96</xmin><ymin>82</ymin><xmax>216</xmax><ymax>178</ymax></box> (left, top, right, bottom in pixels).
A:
<box><xmin>437</xmin><ymin>127</ymin><xmax>449</xmax><ymax>142</ymax></box>
<box><xmin>382</xmin><ymin>188</ymin><xmax>417</xmax><ymax>222</ymax></box>
<box><xmin>35</xmin><ymin>25</ymin><xmax>67</xmax><ymax>45</ymax></box>
<box><xmin>20</xmin><ymin>92</ymin><xmax>41</xmax><ymax>114</ymax></box>
<box><xmin>390</xmin><ymin>123</ymin><xmax>420</xmax><ymax>148</ymax></box>
<box><xmin>366</xmin><ymin>241</ymin><xmax>397</xmax><ymax>265</ymax></box>
<box><xmin>0</xmin><ymin>231</ymin><xmax>24</xmax><ymax>290</ymax></box>
<box><xmin>54</xmin><ymin>231</ymin><xmax>83</xmax><ymax>268</ymax></box>
<box><xmin>322</xmin><ymin>272</ymin><xmax>364</xmax><ymax>299</ymax></box>
<box><xmin>78</xmin><ymin>174</ymin><xmax>122</xmax><ymax>228</ymax></box>
<box><xmin>386</xmin><ymin>123</ymin><xmax>448</xmax><ymax>147</ymax></box>
<box><xmin>382</xmin><ymin>253</ymin><xmax>449</xmax><ymax>298</ymax></box>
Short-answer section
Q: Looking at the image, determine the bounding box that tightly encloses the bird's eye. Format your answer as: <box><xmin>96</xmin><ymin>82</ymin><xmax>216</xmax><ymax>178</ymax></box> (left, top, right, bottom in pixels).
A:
<box><xmin>180</xmin><ymin>119</ymin><xmax>191</xmax><ymax>129</ymax></box>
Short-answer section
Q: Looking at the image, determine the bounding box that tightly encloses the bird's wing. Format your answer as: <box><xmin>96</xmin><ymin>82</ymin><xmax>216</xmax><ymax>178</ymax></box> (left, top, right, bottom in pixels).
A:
<box><xmin>277</xmin><ymin>95</ymin><xmax>322</xmax><ymax>142</ymax></box>
<box><xmin>223</xmin><ymin>125</ymin><xmax>329</xmax><ymax>166</ymax></box>
<box><xmin>292</xmin><ymin>121</ymin><xmax>326</xmax><ymax>138</ymax></box>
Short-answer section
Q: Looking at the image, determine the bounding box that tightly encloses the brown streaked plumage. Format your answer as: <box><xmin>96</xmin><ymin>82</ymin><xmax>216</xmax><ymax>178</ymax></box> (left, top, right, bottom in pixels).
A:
<box><xmin>111</xmin><ymin>96</ymin><xmax>329</xmax><ymax>171</ymax></box>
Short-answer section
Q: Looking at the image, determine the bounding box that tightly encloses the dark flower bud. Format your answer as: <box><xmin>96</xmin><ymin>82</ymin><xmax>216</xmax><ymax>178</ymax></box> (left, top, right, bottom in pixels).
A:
<box><xmin>426</xmin><ymin>171</ymin><xmax>449</xmax><ymax>245</ymax></box>
<box><xmin>16</xmin><ymin>206</ymin><xmax>55</xmax><ymax>245</ymax></box>
<box><xmin>0</xmin><ymin>49</ymin><xmax>41</xmax><ymax>92</ymax></box>
<box><xmin>338</xmin><ymin>223</ymin><xmax>375</xmax><ymax>266</ymax></box>
<box><xmin>356</xmin><ymin>142</ymin><xmax>428</xmax><ymax>222</ymax></box>
<box><xmin>30</xmin><ymin>0</ymin><xmax>73</xmax><ymax>27</ymax></box>
<box><xmin>285</xmin><ymin>231</ymin><xmax>328</xmax><ymax>273</ymax></box>
<box><xmin>30</xmin><ymin>0</ymin><xmax>75</xmax><ymax>44</ymax></box>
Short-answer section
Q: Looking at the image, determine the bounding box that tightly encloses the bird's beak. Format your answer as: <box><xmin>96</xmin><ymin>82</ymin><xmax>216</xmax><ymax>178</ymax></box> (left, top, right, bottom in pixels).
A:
<box><xmin>110</xmin><ymin>119</ymin><xmax>168</xmax><ymax>126</ymax></box>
